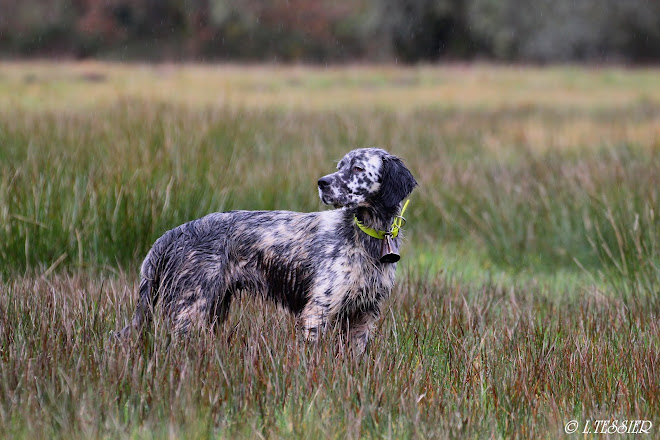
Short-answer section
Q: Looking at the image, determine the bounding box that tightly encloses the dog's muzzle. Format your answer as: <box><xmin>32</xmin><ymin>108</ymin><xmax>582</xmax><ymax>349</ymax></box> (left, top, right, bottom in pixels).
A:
<box><xmin>317</xmin><ymin>176</ymin><xmax>338</xmax><ymax>206</ymax></box>
<box><xmin>317</xmin><ymin>176</ymin><xmax>332</xmax><ymax>190</ymax></box>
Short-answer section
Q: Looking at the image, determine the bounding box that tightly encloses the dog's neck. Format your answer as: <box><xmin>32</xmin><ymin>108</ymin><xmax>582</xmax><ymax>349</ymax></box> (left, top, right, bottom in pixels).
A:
<box><xmin>354</xmin><ymin>203</ymin><xmax>402</xmax><ymax>237</ymax></box>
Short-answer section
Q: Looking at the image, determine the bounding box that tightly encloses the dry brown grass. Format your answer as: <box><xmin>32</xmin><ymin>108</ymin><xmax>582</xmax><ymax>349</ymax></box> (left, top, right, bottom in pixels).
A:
<box><xmin>1</xmin><ymin>270</ymin><xmax>658</xmax><ymax>439</ymax></box>
<box><xmin>2</xmin><ymin>62</ymin><xmax>660</xmax><ymax>113</ymax></box>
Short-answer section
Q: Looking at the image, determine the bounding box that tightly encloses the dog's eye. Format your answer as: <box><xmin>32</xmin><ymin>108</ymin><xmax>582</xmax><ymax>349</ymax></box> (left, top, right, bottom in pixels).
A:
<box><xmin>353</xmin><ymin>166</ymin><xmax>365</xmax><ymax>173</ymax></box>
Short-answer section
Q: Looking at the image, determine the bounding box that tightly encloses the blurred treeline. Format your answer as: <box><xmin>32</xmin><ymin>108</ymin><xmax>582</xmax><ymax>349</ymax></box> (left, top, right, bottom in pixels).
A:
<box><xmin>1</xmin><ymin>0</ymin><xmax>660</xmax><ymax>63</ymax></box>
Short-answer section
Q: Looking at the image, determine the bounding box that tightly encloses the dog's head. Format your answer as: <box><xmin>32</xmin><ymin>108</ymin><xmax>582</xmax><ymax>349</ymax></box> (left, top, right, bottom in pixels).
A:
<box><xmin>318</xmin><ymin>148</ymin><xmax>417</xmax><ymax>211</ymax></box>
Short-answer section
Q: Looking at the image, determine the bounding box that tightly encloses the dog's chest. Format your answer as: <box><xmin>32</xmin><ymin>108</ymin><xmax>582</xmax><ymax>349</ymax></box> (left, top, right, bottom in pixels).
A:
<box><xmin>318</xmin><ymin>245</ymin><xmax>397</xmax><ymax>314</ymax></box>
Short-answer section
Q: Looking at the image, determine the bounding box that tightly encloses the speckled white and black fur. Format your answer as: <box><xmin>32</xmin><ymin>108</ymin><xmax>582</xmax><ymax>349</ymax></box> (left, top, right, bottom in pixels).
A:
<box><xmin>118</xmin><ymin>148</ymin><xmax>417</xmax><ymax>352</ymax></box>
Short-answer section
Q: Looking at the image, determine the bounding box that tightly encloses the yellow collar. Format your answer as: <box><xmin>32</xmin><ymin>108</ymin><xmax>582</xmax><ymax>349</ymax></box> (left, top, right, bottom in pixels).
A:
<box><xmin>354</xmin><ymin>199</ymin><xmax>410</xmax><ymax>239</ymax></box>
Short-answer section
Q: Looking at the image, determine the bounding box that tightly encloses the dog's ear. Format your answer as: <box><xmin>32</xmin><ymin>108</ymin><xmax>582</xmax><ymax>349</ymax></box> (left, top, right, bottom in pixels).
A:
<box><xmin>379</xmin><ymin>155</ymin><xmax>418</xmax><ymax>209</ymax></box>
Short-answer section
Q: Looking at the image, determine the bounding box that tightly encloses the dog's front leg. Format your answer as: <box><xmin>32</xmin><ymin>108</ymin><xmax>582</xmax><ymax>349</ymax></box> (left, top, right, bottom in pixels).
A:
<box><xmin>299</xmin><ymin>301</ymin><xmax>329</xmax><ymax>343</ymax></box>
<box><xmin>348</xmin><ymin>311</ymin><xmax>379</xmax><ymax>354</ymax></box>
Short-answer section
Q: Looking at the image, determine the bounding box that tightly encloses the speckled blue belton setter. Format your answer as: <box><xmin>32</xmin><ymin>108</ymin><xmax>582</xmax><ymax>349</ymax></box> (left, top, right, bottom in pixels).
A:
<box><xmin>118</xmin><ymin>148</ymin><xmax>417</xmax><ymax>352</ymax></box>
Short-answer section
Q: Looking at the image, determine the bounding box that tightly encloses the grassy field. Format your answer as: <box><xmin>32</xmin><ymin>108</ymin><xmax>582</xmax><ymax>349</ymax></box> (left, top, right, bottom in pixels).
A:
<box><xmin>0</xmin><ymin>62</ymin><xmax>659</xmax><ymax>438</ymax></box>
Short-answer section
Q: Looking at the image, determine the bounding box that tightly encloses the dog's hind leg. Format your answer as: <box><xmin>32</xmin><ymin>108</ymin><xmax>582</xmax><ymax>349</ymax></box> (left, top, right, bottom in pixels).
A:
<box><xmin>166</xmin><ymin>275</ymin><xmax>234</xmax><ymax>335</ymax></box>
<box><xmin>210</xmin><ymin>289</ymin><xmax>233</xmax><ymax>330</ymax></box>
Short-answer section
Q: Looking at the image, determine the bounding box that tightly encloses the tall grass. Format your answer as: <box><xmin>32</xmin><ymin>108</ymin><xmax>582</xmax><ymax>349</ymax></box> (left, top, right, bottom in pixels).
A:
<box><xmin>1</xmin><ymin>63</ymin><xmax>659</xmax><ymax>437</ymax></box>
<box><xmin>1</xmin><ymin>100</ymin><xmax>659</xmax><ymax>284</ymax></box>
<box><xmin>0</xmin><ymin>271</ymin><xmax>657</xmax><ymax>438</ymax></box>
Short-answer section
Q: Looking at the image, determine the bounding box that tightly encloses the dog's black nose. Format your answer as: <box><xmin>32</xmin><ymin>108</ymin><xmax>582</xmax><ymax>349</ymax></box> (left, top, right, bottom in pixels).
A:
<box><xmin>318</xmin><ymin>177</ymin><xmax>332</xmax><ymax>189</ymax></box>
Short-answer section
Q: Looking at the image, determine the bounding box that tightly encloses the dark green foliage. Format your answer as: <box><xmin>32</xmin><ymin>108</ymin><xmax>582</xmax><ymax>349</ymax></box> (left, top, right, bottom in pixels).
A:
<box><xmin>1</xmin><ymin>0</ymin><xmax>659</xmax><ymax>62</ymax></box>
<box><xmin>468</xmin><ymin>0</ymin><xmax>660</xmax><ymax>62</ymax></box>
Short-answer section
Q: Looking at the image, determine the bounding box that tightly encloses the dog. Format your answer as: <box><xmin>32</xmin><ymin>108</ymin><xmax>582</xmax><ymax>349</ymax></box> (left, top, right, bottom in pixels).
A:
<box><xmin>118</xmin><ymin>148</ymin><xmax>417</xmax><ymax>352</ymax></box>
